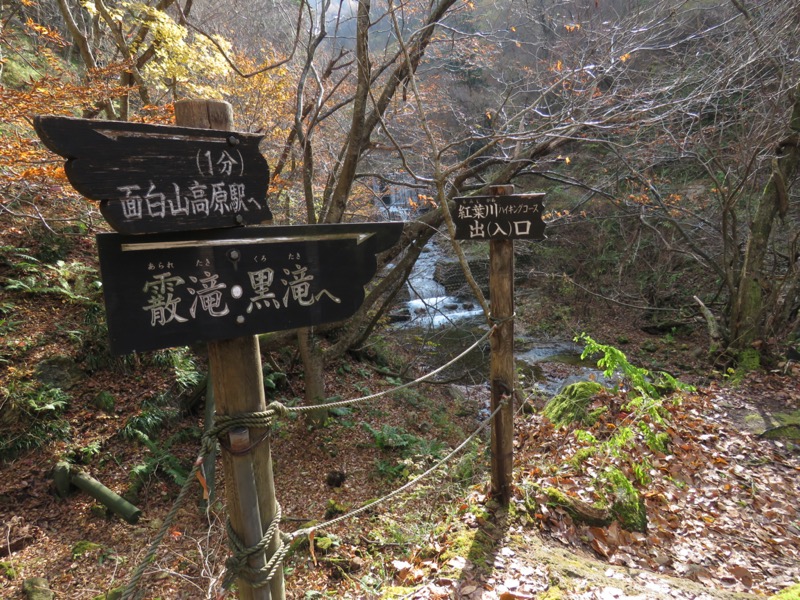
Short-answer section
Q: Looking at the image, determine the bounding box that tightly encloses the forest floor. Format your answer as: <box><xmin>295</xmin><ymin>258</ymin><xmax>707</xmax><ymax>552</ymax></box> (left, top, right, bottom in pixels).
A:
<box><xmin>1</xmin><ymin>226</ymin><xmax>799</xmax><ymax>599</ymax></box>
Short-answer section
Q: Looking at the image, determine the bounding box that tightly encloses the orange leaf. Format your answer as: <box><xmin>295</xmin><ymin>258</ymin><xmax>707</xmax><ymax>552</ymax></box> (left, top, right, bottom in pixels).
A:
<box><xmin>308</xmin><ymin>529</ymin><xmax>317</xmax><ymax>566</ymax></box>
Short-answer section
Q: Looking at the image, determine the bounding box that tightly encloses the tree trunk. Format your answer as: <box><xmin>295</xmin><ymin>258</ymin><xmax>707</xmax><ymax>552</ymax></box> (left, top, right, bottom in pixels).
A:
<box><xmin>298</xmin><ymin>328</ymin><xmax>328</xmax><ymax>427</ymax></box>
<box><xmin>728</xmin><ymin>80</ymin><xmax>800</xmax><ymax>357</ymax></box>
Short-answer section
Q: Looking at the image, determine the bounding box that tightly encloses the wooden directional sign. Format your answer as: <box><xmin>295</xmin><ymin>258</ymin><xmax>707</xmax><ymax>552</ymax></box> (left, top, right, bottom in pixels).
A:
<box><xmin>453</xmin><ymin>193</ymin><xmax>546</xmax><ymax>241</ymax></box>
<box><xmin>96</xmin><ymin>223</ymin><xmax>403</xmax><ymax>354</ymax></box>
<box><xmin>33</xmin><ymin>115</ymin><xmax>272</xmax><ymax>234</ymax></box>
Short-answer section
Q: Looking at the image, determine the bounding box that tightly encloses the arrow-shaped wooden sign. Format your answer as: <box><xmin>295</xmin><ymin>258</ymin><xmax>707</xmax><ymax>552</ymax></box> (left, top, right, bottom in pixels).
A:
<box><xmin>96</xmin><ymin>223</ymin><xmax>403</xmax><ymax>354</ymax></box>
<box><xmin>34</xmin><ymin>115</ymin><xmax>273</xmax><ymax>234</ymax></box>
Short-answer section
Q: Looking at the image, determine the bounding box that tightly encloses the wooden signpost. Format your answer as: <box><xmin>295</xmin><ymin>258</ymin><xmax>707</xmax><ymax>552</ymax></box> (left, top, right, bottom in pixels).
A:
<box><xmin>95</xmin><ymin>223</ymin><xmax>402</xmax><ymax>354</ymax></box>
<box><xmin>453</xmin><ymin>193</ymin><xmax>545</xmax><ymax>241</ymax></box>
<box><xmin>453</xmin><ymin>186</ymin><xmax>546</xmax><ymax>506</ymax></box>
<box><xmin>36</xmin><ymin>99</ymin><xmax>403</xmax><ymax>600</ymax></box>
<box><xmin>33</xmin><ymin>115</ymin><xmax>273</xmax><ymax>234</ymax></box>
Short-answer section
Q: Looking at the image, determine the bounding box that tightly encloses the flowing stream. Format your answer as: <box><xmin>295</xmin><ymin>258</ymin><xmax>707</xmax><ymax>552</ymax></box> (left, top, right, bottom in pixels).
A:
<box><xmin>401</xmin><ymin>239</ymin><xmax>484</xmax><ymax>328</ymax></box>
<box><xmin>380</xmin><ymin>192</ymin><xmax>600</xmax><ymax>397</ymax></box>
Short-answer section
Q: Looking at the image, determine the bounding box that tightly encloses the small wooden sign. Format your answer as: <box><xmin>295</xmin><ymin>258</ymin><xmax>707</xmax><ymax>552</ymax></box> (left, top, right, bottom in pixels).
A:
<box><xmin>453</xmin><ymin>194</ymin><xmax>546</xmax><ymax>240</ymax></box>
<box><xmin>34</xmin><ymin>116</ymin><xmax>272</xmax><ymax>234</ymax></box>
<box><xmin>96</xmin><ymin>223</ymin><xmax>403</xmax><ymax>354</ymax></box>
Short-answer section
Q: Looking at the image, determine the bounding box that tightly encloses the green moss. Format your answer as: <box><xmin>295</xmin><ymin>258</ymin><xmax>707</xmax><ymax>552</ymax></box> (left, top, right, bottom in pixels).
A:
<box><xmin>770</xmin><ymin>582</ymin><xmax>800</xmax><ymax>600</ymax></box>
<box><xmin>1</xmin><ymin>31</ymin><xmax>52</xmax><ymax>89</ymax></box>
<box><xmin>774</xmin><ymin>410</ymin><xmax>800</xmax><ymax>427</ymax></box>
<box><xmin>440</xmin><ymin>527</ymin><xmax>495</xmax><ymax>570</ymax></box>
<box><xmin>324</xmin><ymin>498</ymin><xmax>347</xmax><ymax>519</ymax></box>
<box><xmin>92</xmin><ymin>391</ymin><xmax>116</xmax><ymax>412</ymax></box>
<box><xmin>0</xmin><ymin>560</ymin><xmax>17</xmax><ymax>580</ymax></box>
<box><xmin>569</xmin><ymin>447</ymin><xmax>597</xmax><ymax>470</ymax></box>
<box><xmin>538</xmin><ymin>588</ymin><xmax>565</xmax><ymax>600</ymax></box>
<box><xmin>545</xmin><ymin>486</ymin><xmax>571</xmax><ymax>505</ymax></box>
<box><xmin>71</xmin><ymin>540</ymin><xmax>102</xmax><ymax>559</ymax></box>
<box><xmin>92</xmin><ymin>588</ymin><xmax>123</xmax><ymax>600</ymax></box>
<box><xmin>383</xmin><ymin>587</ymin><xmax>419</xmax><ymax>598</ymax></box>
<box><xmin>603</xmin><ymin>469</ymin><xmax>647</xmax><ymax>533</ymax></box>
<box><xmin>734</xmin><ymin>348</ymin><xmax>761</xmax><ymax>382</ymax></box>
<box><xmin>544</xmin><ymin>381</ymin><xmax>605</xmax><ymax>426</ymax></box>
<box><xmin>544</xmin><ymin>487</ymin><xmax>613</xmax><ymax>528</ymax></box>
<box><xmin>22</xmin><ymin>578</ymin><xmax>53</xmax><ymax>600</ymax></box>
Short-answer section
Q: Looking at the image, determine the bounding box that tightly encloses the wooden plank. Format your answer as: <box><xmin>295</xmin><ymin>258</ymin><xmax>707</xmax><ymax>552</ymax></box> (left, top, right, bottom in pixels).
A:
<box><xmin>95</xmin><ymin>223</ymin><xmax>403</xmax><ymax>354</ymax></box>
<box><xmin>33</xmin><ymin>115</ymin><xmax>273</xmax><ymax>233</ymax></box>
<box><xmin>453</xmin><ymin>193</ymin><xmax>545</xmax><ymax>240</ymax></box>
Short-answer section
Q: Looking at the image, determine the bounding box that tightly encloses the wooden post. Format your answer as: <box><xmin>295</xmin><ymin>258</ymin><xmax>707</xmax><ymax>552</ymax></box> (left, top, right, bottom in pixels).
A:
<box><xmin>488</xmin><ymin>184</ymin><xmax>515</xmax><ymax>506</ymax></box>
<box><xmin>176</xmin><ymin>100</ymin><xmax>285</xmax><ymax>600</ymax></box>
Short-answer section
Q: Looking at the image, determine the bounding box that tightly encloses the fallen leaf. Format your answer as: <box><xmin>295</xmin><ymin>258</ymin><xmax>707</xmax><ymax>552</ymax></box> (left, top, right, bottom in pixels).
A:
<box><xmin>729</xmin><ymin>565</ymin><xmax>753</xmax><ymax>588</ymax></box>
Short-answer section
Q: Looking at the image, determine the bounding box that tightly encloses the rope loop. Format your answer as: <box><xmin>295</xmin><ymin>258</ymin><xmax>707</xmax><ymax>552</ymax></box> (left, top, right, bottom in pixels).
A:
<box><xmin>487</xmin><ymin>311</ymin><xmax>516</xmax><ymax>327</ymax></box>
<box><xmin>266</xmin><ymin>400</ymin><xmax>290</xmax><ymax>418</ymax></box>
<box><xmin>222</xmin><ymin>503</ymin><xmax>287</xmax><ymax>589</ymax></box>
<box><xmin>208</xmin><ymin>411</ymin><xmax>275</xmax><ymax>443</ymax></box>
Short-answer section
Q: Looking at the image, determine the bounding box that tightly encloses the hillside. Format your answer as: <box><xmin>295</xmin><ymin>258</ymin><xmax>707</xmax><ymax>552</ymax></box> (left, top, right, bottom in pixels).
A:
<box><xmin>2</xmin><ymin>0</ymin><xmax>800</xmax><ymax>597</ymax></box>
<box><xmin>1</xmin><ymin>212</ymin><xmax>799</xmax><ymax>597</ymax></box>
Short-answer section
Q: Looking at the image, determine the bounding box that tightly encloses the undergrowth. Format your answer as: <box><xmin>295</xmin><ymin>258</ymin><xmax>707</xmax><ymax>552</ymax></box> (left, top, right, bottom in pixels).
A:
<box><xmin>536</xmin><ymin>334</ymin><xmax>695</xmax><ymax>532</ymax></box>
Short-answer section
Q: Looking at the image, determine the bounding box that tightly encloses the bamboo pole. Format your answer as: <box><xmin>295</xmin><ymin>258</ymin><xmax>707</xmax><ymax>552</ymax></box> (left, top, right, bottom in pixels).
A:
<box><xmin>53</xmin><ymin>461</ymin><xmax>142</xmax><ymax>524</ymax></box>
<box><xmin>175</xmin><ymin>99</ymin><xmax>285</xmax><ymax>600</ymax></box>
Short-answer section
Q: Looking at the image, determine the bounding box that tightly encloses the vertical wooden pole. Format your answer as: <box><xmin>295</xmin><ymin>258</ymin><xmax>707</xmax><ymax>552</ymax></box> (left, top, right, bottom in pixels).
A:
<box><xmin>488</xmin><ymin>185</ymin><xmax>515</xmax><ymax>507</ymax></box>
<box><xmin>176</xmin><ymin>99</ymin><xmax>285</xmax><ymax>600</ymax></box>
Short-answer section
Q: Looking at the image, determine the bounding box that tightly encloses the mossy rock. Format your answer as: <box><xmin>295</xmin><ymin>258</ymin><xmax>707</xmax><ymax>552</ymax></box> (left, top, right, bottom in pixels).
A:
<box><xmin>759</xmin><ymin>424</ymin><xmax>800</xmax><ymax>440</ymax></box>
<box><xmin>92</xmin><ymin>391</ymin><xmax>116</xmax><ymax>412</ymax></box>
<box><xmin>71</xmin><ymin>540</ymin><xmax>102</xmax><ymax>559</ymax></box>
<box><xmin>770</xmin><ymin>582</ymin><xmax>800</xmax><ymax>599</ymax></box>
<box><xmin>544</xmin><ymin>470</ymin><xmax>647</xmax><ymax>533</ymax></box>
<box><xmin>324</xmin><ymin>498</ymin><xmax>347</xmax><ymax>519</ymax></box>
<box><xmin>22</xmin><ymin>578</ymin><xmax>54</xmax><ymax>600</ymax></box>
<box><xmin>544</xmin><ymin>381</ymin><xmax>605</xmax><ymax>427</ymax></box>
<box><xmin>544</xmin><ymin>487</ymin><xmax>613</xmax><ymax>528</ymax></box>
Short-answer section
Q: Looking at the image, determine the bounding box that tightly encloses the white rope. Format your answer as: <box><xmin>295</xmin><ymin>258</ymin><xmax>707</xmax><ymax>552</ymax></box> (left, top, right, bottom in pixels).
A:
<box><xmin>283</xmin><ymin>326</ymin><xmax>495</xmax><ymax>414</ymax></box>
<box><xmin>289</xmin><ymin>396</ymin><xmax>506</xmax><ymax>539</ymax></box>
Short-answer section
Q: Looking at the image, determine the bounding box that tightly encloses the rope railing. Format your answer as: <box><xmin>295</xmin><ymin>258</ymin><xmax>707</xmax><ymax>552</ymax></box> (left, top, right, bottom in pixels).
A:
<box><xmin>277</xmin><ymin>325</ymin><xmax>495</xmax><ymax>415</ymax></box>
<box><xmin>121</xmin><ymin>323</ymin><xmax>507</xmax><ymax>598</ymax></box>
<box><xmin>290</xmin><ymin>398</ymin><xmax>504</xmax><ymax>538</ymax></box>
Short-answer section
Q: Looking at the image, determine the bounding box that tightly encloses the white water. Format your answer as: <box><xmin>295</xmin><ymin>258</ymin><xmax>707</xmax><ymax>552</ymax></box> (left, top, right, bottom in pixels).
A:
<box><xmin>400</xmin><ymin>239</ymin><xmax>484</xmax><ymax>328</ymax></box>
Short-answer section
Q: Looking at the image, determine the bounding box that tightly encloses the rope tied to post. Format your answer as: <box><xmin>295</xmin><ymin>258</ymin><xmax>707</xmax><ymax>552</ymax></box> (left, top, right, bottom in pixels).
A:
<box><xmin>121</xmin><ymin>327</ymin><xmax>498</xmax><ymax>599</ymax></box>
<box><xmin>487</xmin><ymin>311</ymin><xmax>516</xmax><ymax>328</ymax></box>
<box><xmin>222</xmin><ymin>503</ymin><xmax>292</xmax><ymax>589</ymax></box>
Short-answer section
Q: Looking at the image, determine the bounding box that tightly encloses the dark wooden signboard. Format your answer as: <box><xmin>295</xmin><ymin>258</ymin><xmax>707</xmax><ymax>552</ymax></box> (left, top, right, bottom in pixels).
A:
<box><xmin>453</xmin><ymin>194</ymin><xmax>546</xmax><ymax>241</ymax></box>
<box><xmin>34</xmin><ymin>116</ymin><xmax>272</xmax><ymax>234</ymax></box>
<box><xmin>96</xmin><ymin>223</ymin><xmax>403</xmax><ymax>354</ymax></box>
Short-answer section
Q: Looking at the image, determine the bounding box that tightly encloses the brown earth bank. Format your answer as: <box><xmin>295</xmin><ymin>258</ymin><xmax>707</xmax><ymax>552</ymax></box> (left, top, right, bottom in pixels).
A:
<box><xmin>1</xmin><ymin>226</ymin><xmax>799</xmax><ymax>599</ymax></box>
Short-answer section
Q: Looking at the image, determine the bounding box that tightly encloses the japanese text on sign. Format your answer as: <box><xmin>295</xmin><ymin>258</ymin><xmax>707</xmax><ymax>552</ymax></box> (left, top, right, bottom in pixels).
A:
<box><xmin>117</xmin><ymin>149</ymin><xmax>263</xmax><ymax>223</ymax></box>
<box><xmin>452</xmin><ymin>194</ymin><xmax>546</xmax><ymax>241</ymax></box>
<box><xmin>141</xmin><ymin>261</ymin><xmax>341</xmax><ymax>328</ymax></box>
